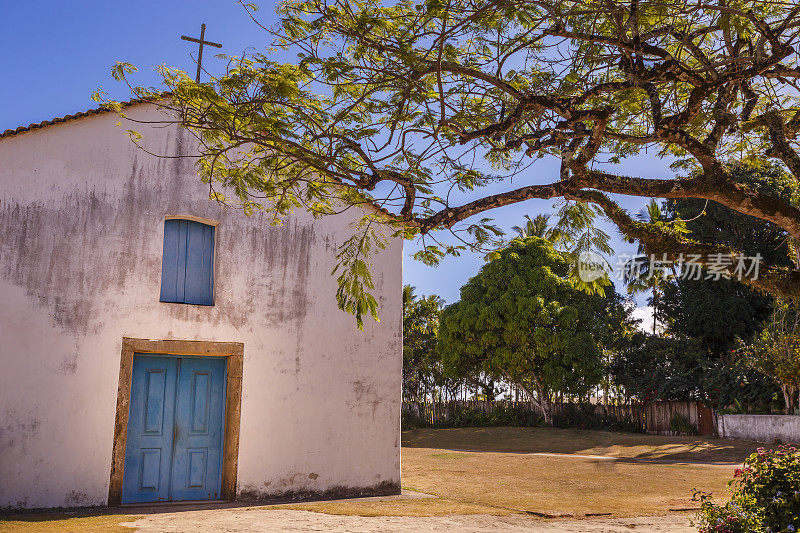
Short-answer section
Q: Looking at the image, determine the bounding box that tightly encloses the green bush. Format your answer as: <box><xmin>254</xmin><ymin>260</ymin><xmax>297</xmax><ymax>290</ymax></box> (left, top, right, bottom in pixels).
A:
<box><xmin>550</xmin><ymin>403</ymin><xmax>646</xmax><ymax>433</ymax></box>
<box><xmin>401</xmin><ymin>403</ymin><xmax>647</xmax><ymax>432</ymax></box>
<box><xmin>401</xmin><ymin>409</ymin><xmax>425</xmax><ymax>430</ymax></box>
<box><xmin>694</xmin><ymin>445</ymin><xmax>800</xmax><ymax>533</ymax></box>
<box><xmin>669</xmin><ymin>413</ymin><xmax>698</xmax><ymax>435</ymax></box>
<box><xmin>448</xmin><ymin>405</ymin><xmax>544</xmax><ymax>428</ymax></box>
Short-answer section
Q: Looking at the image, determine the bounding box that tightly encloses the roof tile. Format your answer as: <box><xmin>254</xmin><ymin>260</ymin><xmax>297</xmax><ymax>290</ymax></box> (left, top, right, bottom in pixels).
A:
<box><xmin>0</xmin><ymin>96</ymin><xmax>164</xmax><ymax>139</ymax></box>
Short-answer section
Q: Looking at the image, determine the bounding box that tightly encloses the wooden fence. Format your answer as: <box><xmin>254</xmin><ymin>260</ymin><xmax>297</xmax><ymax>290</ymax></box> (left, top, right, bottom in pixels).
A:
<box><xmin>402</xmin><ymin>400</ymin><xmax>715</xmax><ymax>435</ymax></box>
<box><xmin>645</xmin><ymin>401</ymin><xmax>715</xmax><ymax>435</ymax></box>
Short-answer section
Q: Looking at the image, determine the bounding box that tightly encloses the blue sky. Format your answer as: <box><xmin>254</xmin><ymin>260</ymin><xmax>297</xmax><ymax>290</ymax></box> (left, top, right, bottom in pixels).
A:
<box><xmin>1</xmin><ymin>1</ymin><xmax>665</xmax><ymax>310</ymax></box>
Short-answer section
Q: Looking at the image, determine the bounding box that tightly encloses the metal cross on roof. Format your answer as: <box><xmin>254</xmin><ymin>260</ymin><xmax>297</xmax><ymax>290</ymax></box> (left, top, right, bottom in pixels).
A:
<box><xmin>181</xmin><ymin>23</ymin><xmax>222</xmax><ymax>82</ymax></box>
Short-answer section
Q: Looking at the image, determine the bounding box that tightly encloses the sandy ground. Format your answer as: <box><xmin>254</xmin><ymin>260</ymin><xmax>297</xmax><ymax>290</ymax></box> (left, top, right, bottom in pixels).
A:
<box><xmin>123</xmin><ymin>508</ymin><xmax>696</xmax><ymax>532</ymax></box>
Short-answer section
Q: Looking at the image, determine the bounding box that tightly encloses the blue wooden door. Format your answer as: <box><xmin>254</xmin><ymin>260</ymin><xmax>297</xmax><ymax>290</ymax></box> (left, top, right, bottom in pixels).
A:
<box><xmin>122</xmin><ymin>355</ymin><xmax>226</xmax><ymax>503</ymax></box>
<box><xmin>170</xmin><ymin>356</ymin><xmax>226</xmax><ymax>501</ymax></box>
<box><xmin>122</xmin><ymin>356</ymin><xmax>179</xmax><ymax>503</ymax></box>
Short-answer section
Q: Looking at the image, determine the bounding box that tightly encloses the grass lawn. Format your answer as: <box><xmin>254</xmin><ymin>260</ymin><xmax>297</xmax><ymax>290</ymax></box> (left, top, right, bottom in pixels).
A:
<box><xmin>398</xmin><ymin>447</ymin><xmax>734</xmax><ymax>517</ymax></box>
<box><xmin>281</xmin><ymin>427</ymin><xmax>761</xmax><ymax>518</ymax></box>
<box><xmin>402</xmin><ymin>426</ymin><xmax>760</xmax><ymax>463</ymax></box>
<box><xmin>0</xmin><ymin>514</ymin><xmax>139</xmax><ymax>533</ymax></box>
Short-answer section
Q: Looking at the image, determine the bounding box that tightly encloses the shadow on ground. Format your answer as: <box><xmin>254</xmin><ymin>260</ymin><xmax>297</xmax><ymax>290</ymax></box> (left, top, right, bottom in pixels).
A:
<box><xmin>401</xmin><ymin>426</ymin><xmax>762</xmax><ymax>463</ymax></box>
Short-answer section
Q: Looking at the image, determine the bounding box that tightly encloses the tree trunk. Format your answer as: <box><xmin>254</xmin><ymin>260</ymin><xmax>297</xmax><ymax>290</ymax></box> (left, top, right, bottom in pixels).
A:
<box><xmin>517</xmin><ymin>382</ymin><xmax>551</xmax><ymax>424</ymax></box>
<box><xmin>652</xmin><ymin>287</ymin><xmax>659</xmax><ymax>334</ymax></box>
<box><xmin>781</xmin><ymin>384</ymin><xmax>793</xmax><ymax>414</ymax></box>
<box><xmin>539</xmin><ymin>390</ymin><xmax>552</xmax><ymax>425</ymax></box>
<box><xmin>531</xmin><ymin>382</ymin><xmax>553</xmax><ymax>425</ymax></box>
<box><xmin>532</xmin><ymin>398</ymin><xmax>550</xmax><ymax>425</ymax></box>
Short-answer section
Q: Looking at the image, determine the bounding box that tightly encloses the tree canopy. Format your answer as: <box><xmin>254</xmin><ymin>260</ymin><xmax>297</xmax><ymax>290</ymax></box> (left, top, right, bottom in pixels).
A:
<box><xmin>658</xmin><ymin>164</ymin><xmax>795</xmax><ymax>355</ymax></box>
<box><xmin>738</xmin><ymin>302</ymin><xmax>800</xmax><ymax>413</ymax></box>
<box><xmin>438</xmin><ymin>237</ymin><xmax>619</xmax><ymax>421</ymax></box>
<box><xmin>403</xmin><ymin>285</ymin><xmax>450</xmax><ymax>401</ymax></box>
<box><xmin>101</xmin><ymin>0</ymin><xmax>800</xmax><ymax>322</ymax></box>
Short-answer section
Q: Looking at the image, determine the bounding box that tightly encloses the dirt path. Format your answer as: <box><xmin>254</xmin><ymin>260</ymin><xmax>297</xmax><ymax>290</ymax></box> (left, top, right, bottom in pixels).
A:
<box><xmin>124</xmin><ymin>508</ymin><xmax>696</xmax><ymax>532</ymax></box>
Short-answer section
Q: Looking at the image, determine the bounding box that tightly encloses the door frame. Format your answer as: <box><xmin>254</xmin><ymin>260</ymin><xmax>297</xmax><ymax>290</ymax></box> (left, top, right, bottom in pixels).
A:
<box><xmin>108</xmin><ymin>337</ymin><xmax>244</xmax><ymax>506</ymax></box>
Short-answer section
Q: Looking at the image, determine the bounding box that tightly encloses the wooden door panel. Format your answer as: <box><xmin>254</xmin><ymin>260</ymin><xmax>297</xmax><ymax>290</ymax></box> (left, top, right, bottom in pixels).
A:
<box><xmin>189</xmin><ymin>370</ymin><xmax>211</xmax><ymax>434</ymax></box>
<box><xmin>170</xmin><ymin>357</ymin><xmax>226</xmax><ymax>501</ymax></box>
<box><xmin>143</xmin><ymin>369</ymin><xmax>168</xmax><ymax>434</ymax></box>
<box><xmin>187</xmin><ymin>448</ymin><xmax>208</xmax><ymax>488</ymax></box>
<box><xmin>122</xmin><ymin>356</ymin><xmax>178</xmax><ymax>503</ymax></box>
<box><xmin>138</xmin><ymin>448</ymin><xmax>163</xmax><ymax>491</ymax></box>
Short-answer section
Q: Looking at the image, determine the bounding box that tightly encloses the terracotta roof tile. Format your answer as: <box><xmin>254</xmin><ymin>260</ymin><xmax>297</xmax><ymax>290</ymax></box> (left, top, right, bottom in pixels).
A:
<box><xmin>0</xmin><ymin>96</ymin><xmax>166</xmax><ymax>140</ymax></box>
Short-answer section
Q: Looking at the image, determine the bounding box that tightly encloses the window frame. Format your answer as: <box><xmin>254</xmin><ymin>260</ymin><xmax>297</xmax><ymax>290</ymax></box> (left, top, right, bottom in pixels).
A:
<box><xmin>159</xmin><ymin>216</ymin><xmax>219</xmax><ymax>306</ymax></box>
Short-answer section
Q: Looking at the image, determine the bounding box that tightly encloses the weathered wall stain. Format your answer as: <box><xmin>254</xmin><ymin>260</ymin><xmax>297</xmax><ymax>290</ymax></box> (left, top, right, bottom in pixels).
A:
<box><xmin>0</xmin><ymin>415</ymin><xmax>41</xmax><ymax>452</ymax></box>
<box><xmin>56</xmin><ymin>350</ymin><xmax>79</xmax><ymax>375</ymax></box>
<box><xmin>0</xmin><ymin>157</ymin><xmax>315</xmax><ymax>333</ymax></box>
<box><xmin>63</xmin><ymin>491</ymin><xmax>93</xmax><ymax>507</ymax></box>
<box><xmin>349</xmin><ymin>379</ymin><xmax>389</xmax><ymax>418</ymax></box>
<box><xmin>237</xmin><ymin>480</ymin><xmax>400</xmax><ymax>502</ymax></box>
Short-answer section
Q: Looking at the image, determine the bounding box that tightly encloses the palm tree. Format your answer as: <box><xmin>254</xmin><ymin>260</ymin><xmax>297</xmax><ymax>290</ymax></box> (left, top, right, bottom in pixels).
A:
<box><xmin>507</xmin><ymin>208</ymin><xmax>613</xmax><ymax>296</ymax></box>
<box><xmin>513</xmin><ymin>214</ymin><xmax>554</xmax><ymax>240</ymax></box>
<box><xmin>402</xmin><ymin>284</ymin><xmax>417</xmax><ymax>309</ymax></box>
<box><xmin>623</xmin><ymin>199</ymin><xmax>674</xmax><ymax>333</ymax></box>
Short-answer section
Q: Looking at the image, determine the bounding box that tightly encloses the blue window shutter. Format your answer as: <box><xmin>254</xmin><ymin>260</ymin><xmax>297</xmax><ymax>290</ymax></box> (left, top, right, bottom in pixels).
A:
<box><xmin>160</xmin><ymin>220</ymin><xmax>183</xmax><ymax>303</ymax></box>
<box><xmin>175</xmin><ymin>220</ymin><xmax>189</xmax><ymax>303</ymax></box>
<box><xmin>160</xmin><ymin>220</ymin><xmax>215</xmax><ymax>305</ymax></box>
<box><xmin>184</xmin><ymin>222</ymin><xmax>214</xmax><ymax>305</ymax></box>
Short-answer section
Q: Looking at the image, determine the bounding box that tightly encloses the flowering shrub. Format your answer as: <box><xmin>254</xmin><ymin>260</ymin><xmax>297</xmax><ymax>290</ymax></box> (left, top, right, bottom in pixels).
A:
<box><xmin>694</xmin><ymin>492</ymin><xmax>764</xmax><ymax>533</ymax></box>
<box><xmin>694</xmin><ymin>445</ymin><xmax>800</xmax><ymax>533</ymax></box>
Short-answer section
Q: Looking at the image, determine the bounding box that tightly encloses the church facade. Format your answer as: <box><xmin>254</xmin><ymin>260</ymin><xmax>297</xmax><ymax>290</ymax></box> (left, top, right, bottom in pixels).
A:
<box><xmin>0</xmin><ymin>102</ymin><xmax>402</xmax><ymax>509</ymax></box>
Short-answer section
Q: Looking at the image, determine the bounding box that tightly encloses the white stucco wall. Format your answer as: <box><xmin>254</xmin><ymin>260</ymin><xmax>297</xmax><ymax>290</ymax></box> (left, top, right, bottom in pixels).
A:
<box><xmin>0</xmin><ymin>104</ymin><xmax>402</xmax><ymax>509</ymax></box>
